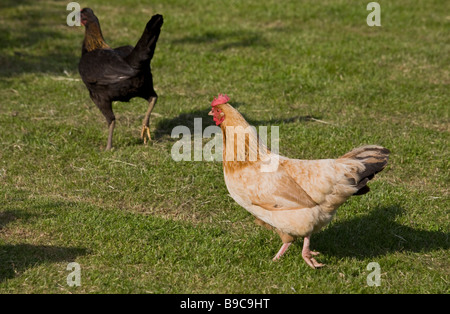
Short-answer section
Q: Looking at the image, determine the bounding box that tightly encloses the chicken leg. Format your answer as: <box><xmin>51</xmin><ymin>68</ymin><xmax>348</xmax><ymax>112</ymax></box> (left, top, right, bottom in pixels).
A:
<box><xmin>273</xmin><ymin>242</ymin><xmax>292</xmax><ymax>261</ymax></box>
<box><xmin>271</xmin><ymin>226</ymin><xmax>296</xmax><ymax>261</ymax></box>
<box><xmin>272</xmin><ymin>236</ymin><xmax>323</xmax><ymax>269</ymax></box>
<box><xmin>140</xmin><ymin>96</ymin><xmax>157</xmax><ymax>144</ymax></box>
<box><xmin>106</xmin><ymin>120</ymin><xmax>115</xmax><ymax>151</ymax></box>
<box><xmin>94</xmin><ymin>99</ymin><xmax>116</xmax><ymax>151</ymax></box>
<box><xmin>302</xmin><ymin>235</ymin><xmax>323</xmax><ymax>269</ymax></box>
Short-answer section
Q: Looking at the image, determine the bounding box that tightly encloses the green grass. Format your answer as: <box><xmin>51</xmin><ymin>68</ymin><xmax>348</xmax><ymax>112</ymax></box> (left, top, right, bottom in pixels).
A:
<box><xmin>0</xmin><ymin>0</ymin><xmax>448</xmax><ymax>293</ymax></box>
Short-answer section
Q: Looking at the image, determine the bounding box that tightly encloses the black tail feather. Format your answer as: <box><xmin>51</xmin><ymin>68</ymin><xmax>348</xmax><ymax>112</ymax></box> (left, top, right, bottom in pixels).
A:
<box><xmin>125</xmin><ymin>14</ymin><xmax>163</xmax><ymax>69</ymax></box>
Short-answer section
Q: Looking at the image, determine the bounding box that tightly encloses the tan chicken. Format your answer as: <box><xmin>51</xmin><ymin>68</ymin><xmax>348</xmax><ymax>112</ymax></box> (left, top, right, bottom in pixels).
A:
<box><xmin>208</xmin><ymin>94</ymin><xmax>390</xmax><ymax>268</ymax></box>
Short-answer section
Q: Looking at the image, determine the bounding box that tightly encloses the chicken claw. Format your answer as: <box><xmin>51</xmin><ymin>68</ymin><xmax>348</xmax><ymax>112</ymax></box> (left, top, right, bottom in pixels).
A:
<box><xmin>302</xmin><ymin>236</ymin><xmax>324</xmax><ymax>269</ymax></box>
<box><xmin>140</xmin><ymin>96</ymin><xmax>157</xmax><ymax>145</ymax></box>
<box><xmin>140</xmin><ymin>125</ymin><xmax>152</xmax><ymax>144</ymax></box>
<box><xmin>302</xmin><ymin>254</ymin><xmax>325</xmax><ymax>269</ymax></box>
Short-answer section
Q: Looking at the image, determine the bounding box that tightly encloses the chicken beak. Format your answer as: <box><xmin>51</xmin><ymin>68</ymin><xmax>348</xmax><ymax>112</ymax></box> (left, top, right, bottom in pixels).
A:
<box><xmin>208</xmin><ymin>110</ymin><xmax>214</xmax><ymax>116</ymax></box>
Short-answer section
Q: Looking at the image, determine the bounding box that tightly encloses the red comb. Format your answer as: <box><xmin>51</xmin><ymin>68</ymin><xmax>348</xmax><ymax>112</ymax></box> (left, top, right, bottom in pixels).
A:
<box><xmin>211</xmin><ymin>94</ymin><xmax>230</xmax><ymax>107</ymax></box>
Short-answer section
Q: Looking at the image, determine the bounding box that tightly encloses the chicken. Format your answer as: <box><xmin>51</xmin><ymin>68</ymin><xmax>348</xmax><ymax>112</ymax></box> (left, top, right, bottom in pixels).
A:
<box><xmin>208</xmin><ymin>94</ymin><xmax>390</xmax><ymax>268</ymax></box>
<box><xmin>78</xmin><ymin>8</ymin><xmax>163</xmax><ymax>150</ymax></box>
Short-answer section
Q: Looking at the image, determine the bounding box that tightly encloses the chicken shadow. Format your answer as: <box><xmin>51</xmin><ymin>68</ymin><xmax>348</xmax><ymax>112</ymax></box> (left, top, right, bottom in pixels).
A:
<box><xmin>313</xmin><ymin>205</ymin><xmax>449</xmax><ymax>259</ymax></box>
<box><xmin>0</xmin><ymin>0</ymin><xmax>80</xmax><ymax>78</ymax></box>
<box><xmin>171</xmin><ymin>29</ymin><xmax>270</xmax><ymax>51</ymax></box>
<box><xmin>0</xmin><ymin>209</ymin><xmax>88</xmax><ymax>283</ymax></box>
<box><xmin>153</xmin><ymin>101</ymin><xmax>322</xmax><ymax>141</ymax></box>
<box><xmin>0</xmin><ymin>0</ymin><xmax>34</xmax><ymax>7</ymax></box>
<box><xmin>0</xmin><ymin>243</ymin><xmax>87</xmax><ymax>283</ymax></box>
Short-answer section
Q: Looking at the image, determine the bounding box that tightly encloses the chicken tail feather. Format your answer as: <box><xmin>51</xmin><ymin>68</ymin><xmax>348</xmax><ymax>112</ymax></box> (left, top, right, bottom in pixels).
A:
<box><xmin>340</xmin><ymin>145</ymin><xmax>390</xmax><ymax>195</ymax></box>
<box><xmin>126</xmin><ymin>14</ymin><xmax>163</xmax><ymax>69</ymax></box>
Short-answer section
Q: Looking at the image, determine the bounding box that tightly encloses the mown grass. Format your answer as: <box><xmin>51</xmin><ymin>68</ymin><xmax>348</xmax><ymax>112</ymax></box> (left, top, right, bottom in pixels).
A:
<box><xmin>0</xmin><ymin>0</ymin><xmax>448</xmax><ymax>293</ymax></box>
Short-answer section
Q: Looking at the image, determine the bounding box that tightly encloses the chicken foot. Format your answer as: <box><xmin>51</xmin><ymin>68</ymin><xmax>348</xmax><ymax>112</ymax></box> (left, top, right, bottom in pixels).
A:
<box><xmin>272</xmin><ymin>236</ymin><xmax>323</xmax><ymax>269</ymax></box>
<box><xmin>140</xmin><ymin>96</ymin><xmax>157</xmax><ymax>144</ymax></box>
<box><xmin>302</xmin><ymin>235</ymin><xmax>324</xmax><ymax>269</ymax></box>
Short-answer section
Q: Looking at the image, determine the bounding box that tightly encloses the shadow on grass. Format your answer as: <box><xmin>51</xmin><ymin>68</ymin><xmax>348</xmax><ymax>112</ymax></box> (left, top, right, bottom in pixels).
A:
<box><xmin>0</xmin><ymin>211</ymin><xmax>18</xmax><ymax>230</ymax></box>
<box><xmin>0</xmin><ymin>0</ymin><xmax>80</xmax><ymax>77</ymax></box>
<box><xmin>171</xmin><ymin>29</ymin><xmax>270</xmax><ymax>51</ymax></box>
<box><xmin>314</xmin><ymin>205</ymin><xmax>449</xmax><ymax>259</ymax></box>
<box><xmin>153</xmin><ymin>101</ymin><xmax>322</xmax><ymax>141</ymax></box>
<box><xmin>0</xmin><ymin>244</ymin><xmax>88</xmax><ymax>283</ymax></box>
<box><xmin>0</xmin><ymin>209</ymin><xmax>88</xmax><ymax>283</ymax></box>
<box><xmin>0</xmin><ymin>0</ymin><xmax>34</xmax><ymax>8</ymax></box>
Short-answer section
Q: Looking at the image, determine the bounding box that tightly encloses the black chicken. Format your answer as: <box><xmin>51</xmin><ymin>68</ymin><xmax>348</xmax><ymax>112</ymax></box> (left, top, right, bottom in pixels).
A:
<box><xmin>79</xmin><ymin>8</ymin><xmax>163</xmax><ymax>150</ymax></box>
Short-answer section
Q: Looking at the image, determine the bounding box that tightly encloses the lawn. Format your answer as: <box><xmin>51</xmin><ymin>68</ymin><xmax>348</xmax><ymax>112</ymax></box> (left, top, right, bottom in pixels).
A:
<box><xmin>0</xmin><ymin>0</ymin><xmax>448</xmax><ymax>293</ymax></box>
